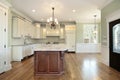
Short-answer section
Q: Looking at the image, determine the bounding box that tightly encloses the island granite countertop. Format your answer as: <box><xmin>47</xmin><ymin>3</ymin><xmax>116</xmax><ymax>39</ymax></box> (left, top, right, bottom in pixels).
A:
<box><xmin>34</xmin><ymin>44</ymin><xmax>67</xmax><ymax>51</ymax></box>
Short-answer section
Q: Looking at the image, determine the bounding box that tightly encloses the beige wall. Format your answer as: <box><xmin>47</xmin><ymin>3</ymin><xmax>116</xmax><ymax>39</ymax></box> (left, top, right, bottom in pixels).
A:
<box><xmin>101</xmin><ymin>0</ymin><xmax>120</xmax><ymax>46</ymax></box>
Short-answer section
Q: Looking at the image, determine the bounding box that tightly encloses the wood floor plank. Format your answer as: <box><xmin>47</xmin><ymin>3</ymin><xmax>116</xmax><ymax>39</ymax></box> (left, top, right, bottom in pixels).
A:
<box><xmin>0</xmin><ymin>53</ymin><xmax>120</xmax><ymax>80</ymax></box>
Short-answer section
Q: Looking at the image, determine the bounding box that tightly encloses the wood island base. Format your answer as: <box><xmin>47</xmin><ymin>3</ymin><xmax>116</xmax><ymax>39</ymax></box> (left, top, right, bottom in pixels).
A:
<box><xmin>34</xmin><ymin>50</ymin><xmax>66</xmax><ymax>76</ymax></box>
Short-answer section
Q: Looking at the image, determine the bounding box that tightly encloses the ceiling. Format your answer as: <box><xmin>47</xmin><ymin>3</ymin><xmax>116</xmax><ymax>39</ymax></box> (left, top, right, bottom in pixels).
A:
<box><xmin>10</xmin><ymin>0</ymin><xmax>113</xmax><ymax>23</ymax></box>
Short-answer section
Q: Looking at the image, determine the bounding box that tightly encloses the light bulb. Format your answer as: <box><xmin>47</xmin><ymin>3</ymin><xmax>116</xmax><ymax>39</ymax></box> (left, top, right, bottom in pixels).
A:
<box><xmin>47</xmin><ymin>19</ymin><xmax>50</xmax><ymax>22</ymax></box>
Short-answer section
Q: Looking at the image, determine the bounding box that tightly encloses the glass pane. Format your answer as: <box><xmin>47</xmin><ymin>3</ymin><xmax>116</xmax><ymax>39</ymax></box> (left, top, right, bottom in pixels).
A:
<box><xmin>83</xmin><ymin>24</ymin><xmax>98</xmax><ymax>43</ymax></box>
<box><xmin>113</xmin><ymin>24</ymin><xmax>120</xmax><ymax>53</ymax></box>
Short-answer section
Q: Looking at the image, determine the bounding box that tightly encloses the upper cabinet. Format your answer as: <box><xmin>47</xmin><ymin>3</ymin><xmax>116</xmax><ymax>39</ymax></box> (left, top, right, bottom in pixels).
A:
<box><xmin>24</xmin><ymin>20</ymin><xmax>30</xmax><ymax>36</ymax></box>
<box><xmin>12</xmin><ymin>17</ymin><xmax>65</xmax><ymax>39</ymax></box>
<box><xmin>46</xmin><ymin>24</ymin><xmax>60</xmax><ymax>36</ymax></box>
<box><xmin>25</xmin><ymin>21</ymin><xmax>34</xmax><ymax>37</ymax></box>
<box><xmin>60</xmin><ymin>25</ymin><xmax>65</xmax><ymax>39</ymax></box>
<box><xmin>32</xmin><ymin>23</ymin><xmax>41</xmax><ymax>39</ymax></box>
<box><xmin>39</xmin><ymin>24</ymin><xmax>65</xmax><ymax>39</ymax></box>
<box><xmin>12</xmin><ymin>17</ymin><xmax>25</xmax><ymax>38</ymax></box>
<box><xmin>12</xmin><ymin>17</ymin><xmax>41</xmax><ymax>39</ymax></box>
<box><xmin>40</xmin><ymin>27</ymin><xmax>46</xmax><ymax>39</ymax></box>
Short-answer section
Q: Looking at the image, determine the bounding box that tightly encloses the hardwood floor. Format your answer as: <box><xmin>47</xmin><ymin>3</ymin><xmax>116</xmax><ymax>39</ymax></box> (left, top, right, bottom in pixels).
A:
<box><xmin>0</xmin><ymin>53</ymin><xmax>120</xmax><ymax>80</ymax></box>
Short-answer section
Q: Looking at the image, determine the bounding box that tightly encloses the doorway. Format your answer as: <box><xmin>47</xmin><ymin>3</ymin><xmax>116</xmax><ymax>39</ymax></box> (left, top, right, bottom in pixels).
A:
<box><xmin>109</xmin><ymin>19</ymin><xmax>120</xmax><ymax>71</ymax></box>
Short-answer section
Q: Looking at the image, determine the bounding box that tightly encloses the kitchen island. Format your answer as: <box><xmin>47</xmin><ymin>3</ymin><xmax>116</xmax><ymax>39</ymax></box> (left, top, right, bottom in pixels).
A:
<box><xmin>34</xmin><ymin>47</ymin><xmax>67</xmax><ymax>76</ymax></box>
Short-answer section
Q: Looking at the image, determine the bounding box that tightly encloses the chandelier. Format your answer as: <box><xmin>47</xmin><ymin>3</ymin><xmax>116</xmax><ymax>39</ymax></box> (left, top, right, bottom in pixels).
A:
<box><xmin>94</xmin><ymin>15</ymin><xmax>97</xmax><ymax>28</ymax></box>
<box><xmin>47</xmin><ymin>7</ymin><xmax>58</xmax><ymax>29</ymax></box>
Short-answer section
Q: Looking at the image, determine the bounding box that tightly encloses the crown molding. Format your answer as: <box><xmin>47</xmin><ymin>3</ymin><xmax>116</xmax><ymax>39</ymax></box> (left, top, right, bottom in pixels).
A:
<box><xmin>99</xmin><ymin>0</ymin><xmax>113</xmax><ymax>10</ymax></box>
<box><xmin>0</xmin><ymin>0</ymin><xmax>12</xmax><ymax>8</ymax></box>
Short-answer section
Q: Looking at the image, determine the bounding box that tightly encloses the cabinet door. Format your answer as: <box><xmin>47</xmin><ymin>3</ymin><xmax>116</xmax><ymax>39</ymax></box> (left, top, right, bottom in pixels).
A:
<box><xmin>12</xmin><ymin>46</ymin><xmax>23</xmax><ymax>61</ymax></box>
<box><xmin>66</xmin><ymin>30</ymin><xmax>76</xmax><ymax>52</ymax></box>
<box><xmin>48</xmin><ymin>51</ymin><xmax>60</xmax><ymax>74</ymax></box>
<box><xmin>0</xmin><ymin>50</ymin><xmax>5</xmax><ymax>73</ymax></box>
<box><xmin>40</xmin><ymin>28</ymin><xmax>46</xmax><ymax>39</ymax></box>
<box><xmin>12</xmin><ymin>18</ymin><xmax>19</xmax><ymax>37</ymax></box>
<box><xmin>0</xmin><ymin>7</ymin><xmax>7</xmax><ymax>73</ymax></box>
<box><xmin>33</xmin><ymin>26</ymin><xmax>40</xmax><ymax>38</ymax></box>
<box><xmin>12</xmin><ymin>17</ymin><xmax>25</xmax><ymax>37</ymax></box>
<box><xmin>20</xmin><ymin>19</ymin><xmax>25</xmax><ymax>37</ymax></box>
<box><xmin>60</xmin><ymin>28</ymin><xmax>65</xmax><ymax>39</ymax></box>
<box><xmin>29</xmin><ymin>23</ymin><xmax>33</xmax><ymax>37</ymax></box>
<box><xmin>32</xmin><ymin>26</ymin><xmax>36</xmax><ymax>38</ymax></box>
<box><xmin>30</xmin><ymin>25</ymin><xmax>35</xmax><ymax>38</ymax></box>
<box><xmin>36</xmin><ymin>27</ymin><xmax>40</xmax><ymax>38</ymax></box>
<box><xmin>35</xmin><ymin>51</ymin><xmax>48</xmax><ymax>74</ymax></box>
<box><xmin>24</xmin><ymin>45</ymin><xmax>32</xmax><ymax>56</ymax></box>
<box><xmin>24</xmin><ymin>21</ymin><xmax>30</xmax><ymax>36</ymax></box>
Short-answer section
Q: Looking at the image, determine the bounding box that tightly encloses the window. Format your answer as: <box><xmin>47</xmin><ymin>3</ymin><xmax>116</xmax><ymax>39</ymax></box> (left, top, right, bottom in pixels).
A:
<box><xmin>113</xmin><ymin>24</ymin><xmax>120</xmax><ymax>53</ymax></box>
<box><xmin>83</xmin><ymin>24</ymin><xmax>98</xmax><ymax>43</ymax></box>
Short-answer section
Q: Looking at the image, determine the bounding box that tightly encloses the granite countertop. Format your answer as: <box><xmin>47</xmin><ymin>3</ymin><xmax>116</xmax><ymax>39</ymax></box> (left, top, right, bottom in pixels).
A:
<box><xmin>11</xmin><ymin>43</ymin><xmax>36</xmax><ymax>46</ymax></box>
<box><xmin>34</xmin><ymin>48</ymin><xmax>67</xmax><ymax>51</ymax></box>
<box><xmin>12</xmin><ymin>43</ymin><xmax>67</xmax><ymax>51</ymax></box>
<box><xmin>34</xmin><ymin>44</ymin><xmax>67</xmax><ymax>51</ymax></box>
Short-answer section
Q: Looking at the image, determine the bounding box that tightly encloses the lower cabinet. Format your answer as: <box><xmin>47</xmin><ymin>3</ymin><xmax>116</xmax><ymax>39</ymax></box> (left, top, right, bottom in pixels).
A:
<box><xmin>48</xmin><ymin>52</ymin><xmax>60</xmax><ymax>74</ymax></box>
<box><xmin>12</xmin><ymin>45</ymin><xmax>33</xmax><ymax>61</ymax></box>
<box><xmin>34</xmin><ymin>51</ymin><xmax>65</xmax><ymax>75</ymax></box>
<box><xmin>35</xmin><ymin>51</ymin><xmax>48</xmax><ymax>74</ymax></box>
<box><xmin>0</xmin><ymin>50</ymin><xmax>6</xmax><ymax>73</ymax></box>
<box><xmin>12</xmin><ymin>46</ymin><xmax>24</xmax><ymax>61</ymax></box>
<box><xmin>0</xmin><ymin>48</ymin><xmax>12</xmax><ymax>74</ymax></box>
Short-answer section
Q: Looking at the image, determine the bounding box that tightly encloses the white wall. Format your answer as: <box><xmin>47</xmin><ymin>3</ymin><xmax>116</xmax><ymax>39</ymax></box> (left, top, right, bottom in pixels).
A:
<box><xmin>101</xmin><ymin>45</ymin><xmax>109</xmax><ymax>66</ymax></box>
<box><xmin>76</xmin><ymin>43</ymin><xmax>101</xmax><ymax>53</ymax></box>
<box><xmin>101</xmin><ymin>9</ymin><xmax>120</xmax><ymax>66</ymax></box>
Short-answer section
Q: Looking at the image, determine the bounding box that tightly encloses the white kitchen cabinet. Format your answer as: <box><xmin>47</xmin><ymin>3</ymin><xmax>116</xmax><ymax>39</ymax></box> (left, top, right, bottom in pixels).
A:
<box><xmin>35</xmin><ymin>27</ymin><xmax>40</xmax><ymax>38</ymax></box>
<box><xmin>32</xmin><ymin>24</ymin><xmax>40</xmax><ymax>39</ymax></box>
<box><xmin>12</xmin><ymin>46</ymin><xmax>24</xmax><ymax>61</ymax></box>
<box><xmin>40</xmin><ymin>27</ymin><xmax>46</xmax><ymax>39</ymax></box>
<box><xmin>24</xmin><ymin>45</ymin><xmax>33</xmax><ymax>56</ymax></box>
<box><xmin>12</xmin><ymin>45</ymin><xmax>33</xmax><ymax>61</ymax></box>
<box><xmin>24</xmin><ymin>20</ymin><xmax>30</xmax><ymax>36</ymax></box>
<box><xmin>12</xmin><ymin>17</ymin><xmax>25</xmax><ymax>38</ymax></box>
<box><xmin>0</xmin><ymin>3</ymin><xmax>11</xmax><ymax>73</ymax></box>
<box><xmin>30</xmin><ymin>25</ymin><xmax>35</xmax><ymax>38</ymax></box>
<box><xmin>12</xmin><ymin>17</ymin><xmax>37</xmax><ymax>38</ymax></box>
<box><xmin>31</xmin><ymin>24</ymin><xmax>40</xmax><ymax>39</ymax></box>
<box><xmin>0</xmin><ymin>50</ymin><xmax>5</xmax><ymax>73</ymax></box>
<box><xmin>27</xmin><ymin>21</ymin><xmax>33</xmax><ymax>37</ymax></box>
<box><xmin>65</xmin><ymin>25</ymin><xmax>76</xmax><ymax>52</ymax></box>
<box><xmin>60</xmin><ymin>27</ymin><xmax>65</xmax><ymax>39</ymax></box>
<box><xmin>28</xmin><ymin>23</ymin><xmax>32</xmax><ymax>37</ymax></box>
<box><xmin>31</xmin><ymin>25</ymin><xmax>36</xmax><ymax>38</ymax></box>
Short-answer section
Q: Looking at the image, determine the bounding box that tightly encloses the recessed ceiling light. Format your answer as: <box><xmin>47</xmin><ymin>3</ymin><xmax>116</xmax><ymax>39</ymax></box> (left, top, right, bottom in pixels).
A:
<box><xmin>32</xmin><ymin>9</ymin><xmax>36</xmax><ymax>12</ymax></box>
<box><xmin>72</xmin><ymin>10</ymin><xmax>76</xmax><ymax>13</ymax></box>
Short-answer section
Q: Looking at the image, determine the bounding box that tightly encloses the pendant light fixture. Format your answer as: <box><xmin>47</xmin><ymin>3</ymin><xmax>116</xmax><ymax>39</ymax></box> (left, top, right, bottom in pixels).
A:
<box><xmin>47</xmin><ymin>7</ymin><xmax>58</xmax><ymax>29</ymax></box>
<box><xmin>94</xmin><ymin>15</ymin><xmax>96</xmax><ymax>26</ymax></box>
